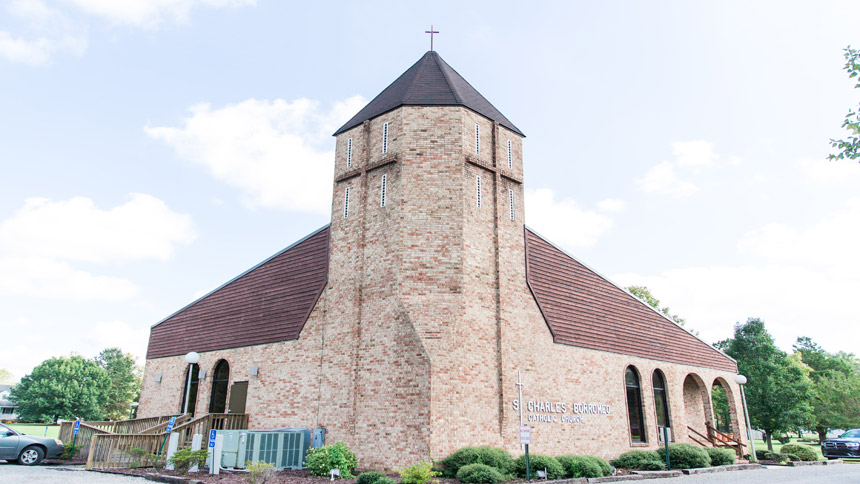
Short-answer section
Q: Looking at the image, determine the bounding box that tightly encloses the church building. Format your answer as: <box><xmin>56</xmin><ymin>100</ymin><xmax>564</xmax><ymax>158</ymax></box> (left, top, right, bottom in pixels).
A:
<box><xmin>138</xmin><ymin>50</ymin><xmax>748</xmax><ymax>469</ymax></box>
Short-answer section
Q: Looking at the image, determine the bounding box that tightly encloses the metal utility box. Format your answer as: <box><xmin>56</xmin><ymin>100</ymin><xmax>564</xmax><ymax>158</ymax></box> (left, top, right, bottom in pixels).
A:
<box><xmin>312</xmin><ymin>428</ymin><xmax>326</xmax><ymax>448</ymax></box>
<box><xmin>214</xmin><ymin>429</ymin><xmax>310</xmax><ymax>470</ymax></box>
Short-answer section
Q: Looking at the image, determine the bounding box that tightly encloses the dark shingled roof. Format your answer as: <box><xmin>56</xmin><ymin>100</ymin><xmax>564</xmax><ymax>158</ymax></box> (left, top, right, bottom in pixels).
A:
<box><xmin>334</xmin><ymin>51</ymin><xmax>524</xmax><ymax>137</ymax></box>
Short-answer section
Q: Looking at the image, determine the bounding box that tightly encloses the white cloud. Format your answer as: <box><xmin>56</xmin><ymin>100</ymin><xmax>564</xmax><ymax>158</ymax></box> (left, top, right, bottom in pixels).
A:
<box><xmin>737</xmin><ymin>197</ymin><xmax>860</xmax><ymax>275</ymax></box>
<box><xmin>93</xmin><ymin>321</ymin><xmax>149</xmax><ymax>363</ymax></box>
<box><xmin>525</xmin><ymin>188</ymin><xmax>614</xmax><ymax>250</ymax></box>
<box><xmin>672</xmin><ymin>140</ymin><xmax>717</xmax><ymax>168</ymax></box>
<box><xmin>795</xmin><ymin>157</ymin><xmax>860</xmax><ymax>185</ymax></box>
<box><xmin>613</xmin><ymin>198</ymin><xmax>860</xmax><ymax>354</ymax></box>
<box><xmin>146</xmin><ymin>96</ymin><xmax>366</xmax><ymax>215</ymax></box>
<box><xmin>0</xmin><ymin>193</ymin><xmax>196</xmax><ymax>263</ymax></box>
<box><xmin>0</xmin><ymin>257</ymin><xmax>139</xmax><ymax>300</ymax></box>
<box><xmin>597</xmin><ymin>198</ymin><xmax>626</xmax><ymax>213</ymax></box>
<box><xmin>62</xmin><ymin>0</ymin><xmax>256</xmax><ymax>29</ymax></box>
<box><xmin>0</xmin><ymin>194</ymin><xmax>194</xmax><ymax>301</ymax></box>
<box><xmin>635</xmin><ymin>160</ymin><xmax>699</xmax><ymax>198</ymax></box>
<box><xmin>0</xmin><ymin>0</ymin><xmax>87</xmax><ymax>66</ymax></box>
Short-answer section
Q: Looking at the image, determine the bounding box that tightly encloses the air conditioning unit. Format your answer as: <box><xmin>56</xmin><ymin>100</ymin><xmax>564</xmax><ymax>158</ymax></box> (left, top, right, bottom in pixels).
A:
<box><xmin>214</xmin><ymin>428</ymin><xmax>311</xmax><ymax>470</ymax></box>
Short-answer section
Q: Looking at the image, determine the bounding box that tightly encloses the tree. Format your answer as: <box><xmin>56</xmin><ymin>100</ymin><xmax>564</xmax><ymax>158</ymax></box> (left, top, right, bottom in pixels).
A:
<box><xmin>625</xmin><ymin>285</ymin><xmax>697</xmax><ymax>334</ymax></box>
<box><xmin>96</xmin><ymin>348</ymin><xmax>143</xmax><ymax>420</ymax></box>
<box><xmin>715</xmin><ymin>318</ymin><xmax>814</xmax><ymax>451</ymax></box>
<box><xmin>10</xmin><ymin>356</ymin><xmax>110</xmax><ymax>422</ymax></box>
<box><xmin>0</xmin><ymin>368</ymin><xmax>14</xmax><ymax>384</ymax></box>
<box><xmin>829</xmin><ymin>46</ymin><xmax>860</xmax><ymax>161</ymax></box>
<box><xmin>793</xmin><ymin>337</ymin><xmax>860</xmax><ymax>442</ymax></box>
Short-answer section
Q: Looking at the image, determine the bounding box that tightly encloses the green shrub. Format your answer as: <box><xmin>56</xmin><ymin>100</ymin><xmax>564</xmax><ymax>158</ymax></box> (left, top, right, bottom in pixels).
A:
<box><xmin>168</xmin><ymin>448</ymin><xmax>209</xmax><ymax>475</ymax></box>
<box><xmin>666</xmin><ymin>443</ymin><xmax>710</xmax><ymax>469</ymax></box>
<box><xmin>305</xmin><ymin>442</ymin><xmax>358</xmax><ymax>478</ymax></box>
<box><xmin>357</xmin><ymin>471</ymin><xmax>389</xmax><ymax>484</ymax></box>
<box><xmin>62</xmin><ymin>441</ymin><xmax>83</xmax><ymax>460</ymax></box>
<box><xmin>441</xmin><ymin>446</ymin><xmax>514</xmax><ymax>477</ymax></box>
<box><xmin>609</xmin><ymin>450</ymin><xmax>665</xmax><ymax>471</ymax></box>
<box><xmin>784</xmin><ymin>453</ymin><xmax>800</xmax><ymax>462</ymax></box>
<box><xmin>555</xmin><ymin>455</ymin><xmax>602</xmax><ymax>478</ymax></box>
<box><xmin>376</xmin><ymin>478</ymin><xmax>396</xmax><ymax>484</ymax></box>
<box><xmin>245</xmin><ymin>461</ymin><xmax>276</xmax><ymax>484</ymax></box>
<box><xmin>127</xmin><ymin>447</ymin><xmax>149</xmax><ymax>468</ymax></box>
<box><xmin>456</xmin><ymin>463</ymin><xmax>506</xmax><ymax>484</ymax></box>
<box><xmin>780</xmin><ymin>444</ymin><xmax>817</xmax><ymax>461</ymax></box>
<box><xmin>579</xmin><ymin>456</ymin><xmax>611</xmax><ymax>477</ymax></box>
<box><xmin>775</xmin><ymin>434</ymin><xmax>792</xmax><ymax>445</ymax></box>
<box><xmin>399</xmin><ymin>461</ymin><xmax>439</xmax><ymax>484</ymax></box>
<box><xmin>703</xmin><ymin>447</ymin><xmax>735</xmax><ymax>466</ymax></box>
<box><xmin>513</xmin><ymin>454</ymin><xmax>564</xmax><ymax>479</ymax></box>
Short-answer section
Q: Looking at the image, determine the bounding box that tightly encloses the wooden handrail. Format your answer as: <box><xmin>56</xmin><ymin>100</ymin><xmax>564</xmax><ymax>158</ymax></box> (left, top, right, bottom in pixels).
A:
<box><xmin>705</xmin><ymin>422</ymin><xmax>746</xmax><ymax>458</ymax></box>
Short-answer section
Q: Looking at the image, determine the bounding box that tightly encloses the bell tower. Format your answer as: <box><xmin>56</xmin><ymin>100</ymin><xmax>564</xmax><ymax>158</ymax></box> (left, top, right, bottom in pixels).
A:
<box><xmin>322</xmin><ymin>51</ymin><xmax>526</xmax><ymax>468</ymax></box>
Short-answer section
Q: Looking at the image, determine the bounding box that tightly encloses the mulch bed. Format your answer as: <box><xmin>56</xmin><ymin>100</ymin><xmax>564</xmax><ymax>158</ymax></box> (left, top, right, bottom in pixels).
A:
<box><xmin>102</xmin><ymin>469</ymin><xmax>466</xmax><ymax>484</ymax></box>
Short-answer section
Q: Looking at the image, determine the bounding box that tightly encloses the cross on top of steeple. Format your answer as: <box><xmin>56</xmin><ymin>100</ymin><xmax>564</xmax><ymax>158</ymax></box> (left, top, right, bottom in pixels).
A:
<box><xmin>425</xmin><ymin>25</ymin><xmax>439</xmax><ymax>51</ymax></box>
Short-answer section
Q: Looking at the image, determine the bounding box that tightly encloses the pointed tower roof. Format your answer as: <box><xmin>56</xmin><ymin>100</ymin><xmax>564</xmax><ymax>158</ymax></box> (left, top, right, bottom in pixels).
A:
<box><xmin>334</xmin><ymin>51</ymin><xmax>524</xmax><ymax>137</ymax></box>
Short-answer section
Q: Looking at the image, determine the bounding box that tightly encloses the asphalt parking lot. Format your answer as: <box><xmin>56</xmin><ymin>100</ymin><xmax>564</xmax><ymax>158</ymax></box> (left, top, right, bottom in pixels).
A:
<box><xmin>0</xmin><ymin>461</ymin><xmax>858</xmax><ymax>483</ymax></box>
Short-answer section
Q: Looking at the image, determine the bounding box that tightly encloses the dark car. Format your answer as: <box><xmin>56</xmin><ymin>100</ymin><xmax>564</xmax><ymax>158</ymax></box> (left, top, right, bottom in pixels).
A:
<box><xmin>822</xmin><ymin>429</ymin><xmax>860</xmax><ymax>459</ymax></box>
<box><xmin>0</xmin><ymin>423</ymin><xmax>65</xmax><ymax>465</ymax></box>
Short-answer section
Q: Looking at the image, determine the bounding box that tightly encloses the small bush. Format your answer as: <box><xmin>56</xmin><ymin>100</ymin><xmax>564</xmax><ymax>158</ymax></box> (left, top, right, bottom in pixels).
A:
<box><xmin>357</xmin><ymin>471</ymin><xmax>388</xmax><ymax>484</ymax></box>
<box><xmin>127</xmin><ymin>447</ymin><xmax>149</xmax><ymax>468</ymax></box>
<box><xmin>456</xmin><ymin>463</ymin><xmax>506</xmax><ymax>484</ymax></box>
<box><xmin>168</xmin><ymin>448</ymin><xmax>208</xmax><ymax>475</ymax></box>
<box><xmin>399</xmin><ymin>461</ymin><xmax>439</xmax><ymax>484</ymax></box>
<box><xmin>245</xmin><ymin>461</ymin><xmax>276</xmax><ymax>484</ymax></box>
<box><xmin>579</xmin><ymin>456</ymin><xmax>612</xmax><ymax>477</ymax></box>
<box><xmin>775</xmin><ymin>434</ymin><xmax>792</xmax><ymax>445</ymax></box>
<box><xmin>703</xmin><ymin>447</ymin><xmax>735</xmax><ymax>466</ymax></box>
<box><xmin>376</xmin><ymin>478</ymin><xmax>397</xmax><ymax>484</ymax></box>
<box><xmin>441</xmin><ymin>446</ymin><xmax>514</xmax><ymax>477</ymax></box>
<box><xmin>780</xmin><ymin>444</ymin><xmax>817</xmax><ymax>461</ymax></box>
<box><xmin>667</xmin><ymin>443</ymin><xmax>710</xmax><ymax>469</ymax></box>
<box><xmin>555</xmin><ymin>455</ymin><xmax>602</xmax><ymax>478</ymax></box>
<box><xmin>513</xmin><ymin>454</ymin><xmax>564</xmax><ymax>479</ymax></box>
<box><xmin>62</xmin><ymin>441</ymin><xmax>83</xmax><ymax>460</ymax></box>
<box><xmin>610</xmin><ymin>450</ymin><xmax>665</xmax><ymax>471</ymax></box>
<box><xmin>784</xmin><ymin>453</ymin><xmax>800</xmax><ymax>462</ymax></box>
<box><xmin>305</xmin><ymin>442</ymin><xmax>358</xmax><ymax>478</ymax></box>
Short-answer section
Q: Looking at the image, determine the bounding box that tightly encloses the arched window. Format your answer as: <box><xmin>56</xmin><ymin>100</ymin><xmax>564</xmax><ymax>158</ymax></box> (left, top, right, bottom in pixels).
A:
<box><xmin>652</xmin><ymin>369</ymin><xmax>671</xmax><ymax>432</ymax></box>
<box><xmin>625</xmin><ymin>366</ymin><xmax>646</xmax><ymax>443</ymax></box>
<box><xmin>209</xmin><ymin>360</ymin><xmax>230</xmax><ymax>413</ymax></box>
<box><xmin>179</xmin><ymin>363</ymin><xmax>200</xmax><ymax>416</ymax></box>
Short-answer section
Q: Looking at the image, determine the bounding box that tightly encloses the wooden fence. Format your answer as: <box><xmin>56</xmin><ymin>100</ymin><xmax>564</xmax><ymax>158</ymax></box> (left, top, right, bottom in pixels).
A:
<box><xmin>86</xmin><ymin>433</ymin><xmax>166</xmax><ymax>469</ymax></box>
<box><xmin>59</xmin><ymin>415</ymin><xmax>179</xmax><ymax>442</ymax></box>
<box><xmin>85</xmin><ymin>413</ymin><xmax>248</xmax><ymax>469</ymax></box>
<box><xmin>57</xmin><ymin>422</ymin><xmax>112</xmax><ymax>458</ymax></box>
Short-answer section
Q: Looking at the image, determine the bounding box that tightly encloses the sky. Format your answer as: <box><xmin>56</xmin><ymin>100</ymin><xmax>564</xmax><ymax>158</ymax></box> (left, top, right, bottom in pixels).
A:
<box><xmin>1</xmin><ymin>0</ymin><xmax>859</xmax><ymax>380</ymax></box>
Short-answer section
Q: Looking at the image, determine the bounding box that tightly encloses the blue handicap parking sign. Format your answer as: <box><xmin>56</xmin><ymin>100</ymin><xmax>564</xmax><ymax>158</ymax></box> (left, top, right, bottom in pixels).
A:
<box><xmin>73</xmin><ymin>420</ymin><xmax>80</xmax><ymax>435</ymax></box>
<box><xmin>166</xmin><ymin>416</ymin><xmax>177</xmax><ymax>433</ymax></box>
<box><xmin>208</xmin><ymin>429</ymin><xmax>217</xmax><ymax>448</ymax></box>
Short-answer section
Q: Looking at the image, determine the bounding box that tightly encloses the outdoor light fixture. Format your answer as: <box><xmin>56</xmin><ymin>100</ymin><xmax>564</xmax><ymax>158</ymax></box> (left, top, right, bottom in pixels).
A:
<box><xmin>154</xmin><ymin>374</ymin><xmax>162</xmax><ymax>383</ymax></box>
<box><xmin>183</xmin><ymin>352</ymin><xmax>200</xmax><ymax>415</ymax></box>
<box><xmin>250</xmin><ymin>366</ymin><xmax>260</xmax><ymax>377</ymax></box>
<box><xmin>198</xmin><ymin>370</ymin><xmax>207</xmax><ymax>380</ymax></box>
<box><xmin>735</xmin><ymin>374</ymin><xmax>757</xmax><ymax>462</ymax></box>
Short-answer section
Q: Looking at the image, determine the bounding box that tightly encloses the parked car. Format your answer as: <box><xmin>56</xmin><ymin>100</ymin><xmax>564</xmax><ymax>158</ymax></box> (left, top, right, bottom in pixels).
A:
<box><xmin>0</xmin><ymin>423</ymin><xmax>64</xmax><ymax>465</ymax></box>
<box><xmin>822</xmin><ymin>429</ymin><xmax>860</xmax><ymax>459</ymax></box>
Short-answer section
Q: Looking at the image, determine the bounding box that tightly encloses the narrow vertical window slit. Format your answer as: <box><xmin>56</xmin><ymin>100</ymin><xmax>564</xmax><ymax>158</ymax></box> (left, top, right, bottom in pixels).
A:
<box><xmin>476</xmin><ymin>176</ymin><xmax>482</xmax><ymax>208</ymax></box>
<box><xmin>509</xmin><ymin>188</ymin><xmax>515</xmax><ymax>220</ymax></box>
<box><xmin>344</xmin><ymin>186</ymin><xmax>350</xmax><ymax>218</ymax></box>
<box><xmin>382</xmin><ymin>122</ymin><xmax>389</xmax><ymax>154</ymax></box>
<box><xmin>475</xmin><ymin>123</ymin><xmax>480</xmax><ymax>154</ymax></box>
<box><xmin>346</xmin><ymin>138</ymin><xmax>353</xmax><ymax>168</ymax></box>
<box><xmin>507</xmin><ymin>140</ymin><xmax>513</xmax><ymax>169</ymax></box>
<box><xmin>380</xmin><ymin>174</ymin><xmax>387</xmax><ymax>207</ymax></box>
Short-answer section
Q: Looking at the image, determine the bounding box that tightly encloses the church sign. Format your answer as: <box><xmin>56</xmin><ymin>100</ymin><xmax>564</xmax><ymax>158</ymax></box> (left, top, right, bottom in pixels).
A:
<box><xmin>512</xmin><ymin>399</ymin><xmax>612</xmax><ymax>424</ymax></box>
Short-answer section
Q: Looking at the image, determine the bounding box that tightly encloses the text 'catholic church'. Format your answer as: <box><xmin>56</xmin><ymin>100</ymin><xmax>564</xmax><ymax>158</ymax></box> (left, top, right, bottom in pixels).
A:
<box><xmin>138</xmin><ymin>50</ymin><xmax>749</xmax><ymax>469</ymax></box>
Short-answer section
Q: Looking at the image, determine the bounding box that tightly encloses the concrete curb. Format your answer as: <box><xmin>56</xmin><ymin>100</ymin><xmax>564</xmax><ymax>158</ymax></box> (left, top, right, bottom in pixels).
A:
<box><xmin>787</xmin><ymin>459</ymin><xmax>843</xmax><ymax>466</ymax></box>
<box><xmin>681</xmin><ymin>463</ymin><xmax>763</xmax><ymax>475</ymax></box>
<box><xmin>629</xmin><ymin>470</ymin><xmax>682</xmax><ymax>479</ymax></box>
<box><xmin>87</xmin><ymin>468</ymin><xmax>206</xmax><ymax>484</ymax></box>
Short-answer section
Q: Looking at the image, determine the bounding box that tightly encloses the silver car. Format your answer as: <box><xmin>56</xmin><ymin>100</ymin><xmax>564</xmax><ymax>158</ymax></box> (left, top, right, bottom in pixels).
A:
<box><xmin>0</xmin><ymin>423</ymin><xmax>65</xmax><ymax>465</ymax></box>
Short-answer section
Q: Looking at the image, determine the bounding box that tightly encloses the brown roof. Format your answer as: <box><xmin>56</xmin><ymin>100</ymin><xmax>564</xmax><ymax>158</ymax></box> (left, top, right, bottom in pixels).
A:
<box><xmin>146</xmin><ymin>226</ymin><xmax>330</xmax><ymax>359</ymax></box>
<box><xmin>524</xmin><ymin>227</ymin><xmax>737</xmax><ymax>373</ymax></box>
<box><xmin>334</xmin><ymin>51</ymin><xmax>524</xmax><ymax>137</ymax></box>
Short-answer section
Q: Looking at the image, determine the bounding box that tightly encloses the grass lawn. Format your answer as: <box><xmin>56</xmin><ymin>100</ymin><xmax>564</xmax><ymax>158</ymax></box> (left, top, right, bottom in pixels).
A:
<box><xmin>751</xmin><ymin>434</ymin><xmax>860</xmax><ymax>463</ymax></box>
<box><xmin>6</xmin><ymin>423</ymin><xmax>60</xmax><ymax>439</ymax></box>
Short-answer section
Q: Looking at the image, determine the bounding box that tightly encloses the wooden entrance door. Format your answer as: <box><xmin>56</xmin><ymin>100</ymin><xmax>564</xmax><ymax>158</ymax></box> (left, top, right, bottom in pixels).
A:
<box><xmin>228</xmin><ymin>381</ymin><xmax>248</xmax><ymax>414</ymax></box>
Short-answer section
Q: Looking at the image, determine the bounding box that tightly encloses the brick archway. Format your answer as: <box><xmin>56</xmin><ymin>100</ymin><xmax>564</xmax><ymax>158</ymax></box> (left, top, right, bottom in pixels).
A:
<box><xmin>682</xmin><ymin>373</ymin><xmax>714</xmax><ymax>442</ymax></box>
<box><xmin>711</xmin><ymin>377</ymin><xmax>741</xmax><ymax>438</ymax></box>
